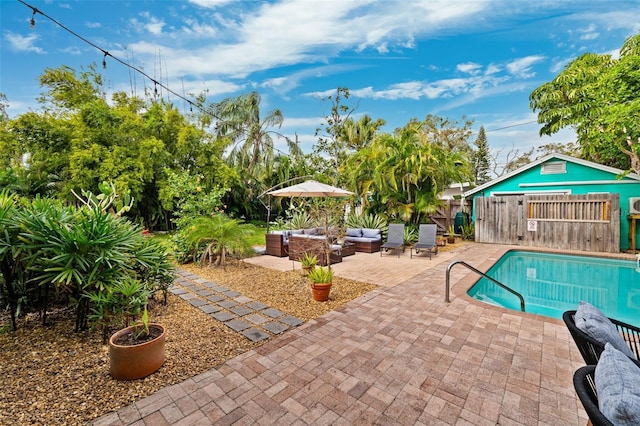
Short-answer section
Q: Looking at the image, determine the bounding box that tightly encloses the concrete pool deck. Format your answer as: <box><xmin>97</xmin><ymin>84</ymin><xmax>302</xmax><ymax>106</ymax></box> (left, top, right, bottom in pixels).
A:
<box><xmin>93</xmin><ymin>243</ymin><xmax>636</xmax><ymax>425</ymax></box>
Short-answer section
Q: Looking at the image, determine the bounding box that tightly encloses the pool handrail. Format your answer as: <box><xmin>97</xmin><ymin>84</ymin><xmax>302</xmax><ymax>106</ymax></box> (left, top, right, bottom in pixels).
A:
<box><xmin>445</xmin><ymin>260</ymin><xmax>526</xmax><ymax>312</ymax></box>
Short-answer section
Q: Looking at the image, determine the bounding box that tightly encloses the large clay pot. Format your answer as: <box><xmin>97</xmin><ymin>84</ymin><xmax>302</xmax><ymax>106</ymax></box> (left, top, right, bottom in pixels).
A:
<box><xmin>310</xmin><ymin>282</ymin><xmax>332</xmax><ymax>302</ymax></box>
<box><xmin>109</xmin><ymin>323</ymin><xmax>166</xmax><ymax>380</ymax></box>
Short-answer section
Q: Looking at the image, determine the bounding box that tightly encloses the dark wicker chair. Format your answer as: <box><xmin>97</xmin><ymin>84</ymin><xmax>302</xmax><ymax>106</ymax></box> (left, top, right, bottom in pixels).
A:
<box><xmin>562</xmin><ymin>310</ymin><xmax>640</xmax><ymax>365</ymax></box>
<box><xmin>573</xmin><ymin>366</ymin><xmax>614</xmax><ymax>426</ymax></box>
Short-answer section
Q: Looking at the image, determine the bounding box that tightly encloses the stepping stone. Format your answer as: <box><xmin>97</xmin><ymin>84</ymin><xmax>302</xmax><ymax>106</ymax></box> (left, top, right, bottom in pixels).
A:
<box><xmin>242</xmin><ymin>328</ymin><xmax>270</xmax><ymax>342</ymax></box>
<box><xmin>263</xmin><ymin>322</ymin><xmax>289</xmax><ymax>334</ymax></box>
<box><xmin>234</xmin><ymin>296</ymin><xmax>253</xmax><ymax>304</ymax></box>
<box><xmin>247</xmin><ymin>301</ymin><xmax>268</xmax><ymax>311</ymax></box>
<box><xmin>189</xmin><ymin>299</ymin><xmax>207</xmax><ymax>307</ymax></box>
<box><xmin>218</xmin><ymin>300</ymin><xmax>237</xmax><ymax>309</ymax></box>
<box><xmin>174</xmin><ymin>278</ymin><xmax>191</xmax><ymax>284</ymax></box>
<box><xmin>182</xmin><ymin>284</ymin><xmax>198</xmax><ymax>290</ymax></box>
<box><xmin>207</xmin><ymin>295</ymin><xmax>224</xmax><ymax>303</ymax></box>
<box><xmin>200</xmin><ymin>304</ymin><xmax>222</xmax><ymax>314</ymax></box>
<box><xmin>212</xmin><ymin>311</ymin><xmax>235</xmax><ymax>322</ymax></box>
<box><xmin>179</xmin><ymin>293</ymin><xmax>198</xmax><ymax>300</ymax></box>
<box><xmin>195</xmin><ymin>289</ymin><xmax>213</xmax><ymax>297</ymax></box>
<box><xmin>170</xmin><ymin>287</ymin><xmax>188</xmax><ymax>295</ymax></box>
<box><xmin>245</xmin><ymin>314</ymin><xmax>269</xmax><ymax>325</ymax></box>
<box><xmin>229</xmin><ymin>306</ymin><xmax>252</xmax><ymax>316</ymax></box>
<box><xmin>280</xmin><ymin>316</ymin><xmax>303</xmax><ymax>327</ymax></box>
<box><xmin>222</xmin><ymin>290</ymin><xmax>241</xmax><ymax>298</ymax></box>
<box><xmin>180</xmin><ymin>272</ymin><xmax>198</xmax><ymax>279</ymax></box>
<box><xmin>226</xmin><ymin>319</ymin><xmax>251</xmax><ymax>332</ymax></box>
<box><xmin>212</xmin><ymin>285</ymin><xmax>229</xmax><ymax>293</ymax></box>
<box><xmin>194</xmin><ymin>278</ymin><xmax>208</xmax><ymax>284</ymax></box>
<box><xmin>202</xmin><ymin>281</ymin><xmax>218</xmax><ymax>288</ymax></box>
<box><xmin>262</xmin><ymin>308</ymin><xmax>284</xmax><ymax>318</ymax></box>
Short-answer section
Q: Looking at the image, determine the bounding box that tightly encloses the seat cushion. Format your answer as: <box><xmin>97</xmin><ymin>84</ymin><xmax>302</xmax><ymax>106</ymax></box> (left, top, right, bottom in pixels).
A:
<box><xmin>345</xmin><ymin>236</ymin><xmax>379</xmax><ymax>243</ymax></box>
<box><xmin>575</xmin><ymin>301</ymin><xmax>637</xmax><ymax>359</ymax></box>
<box><xmin>595</xmin><ymin>343</ymin><xmax>640</xmax><ymax>426</ymax></box>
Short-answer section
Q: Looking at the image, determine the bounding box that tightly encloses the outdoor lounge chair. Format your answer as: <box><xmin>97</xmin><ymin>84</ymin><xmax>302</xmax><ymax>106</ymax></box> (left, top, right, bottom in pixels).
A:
<box><xmin>573</xmin><ymin>365</ymin><xmax>614</xmax><ymax>426</ymax></box>
<box><xmin>411</xmin><ymin>224</ymin><xmax>438</xmax><ymax>259</ymax></box>
<box><xmin>563</xmin><ymin>310</ymin><xmax>640</xmax><ymax>365</ymax></box>
<box><xmin>381</xmin><ymin>224</ymin><xmax>405</xmax><ymax>257</ymax></box>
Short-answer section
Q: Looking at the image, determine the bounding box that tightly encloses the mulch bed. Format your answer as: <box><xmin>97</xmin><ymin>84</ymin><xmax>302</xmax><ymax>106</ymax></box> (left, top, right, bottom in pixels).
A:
<box><xmin>0</xmin><ymin>262</ymin><xmax>376</xmax><ymax>425</ymax></box>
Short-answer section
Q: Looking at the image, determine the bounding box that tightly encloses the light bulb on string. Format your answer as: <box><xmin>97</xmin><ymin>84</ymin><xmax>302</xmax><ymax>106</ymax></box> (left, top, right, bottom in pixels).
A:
<box><xmin>30</xmin><ymin>10</ymin><xmax>36</xmax><ymax>28</ymax></box>
<box><xmin>102</xmin><ymin>52</ymin><xmax>108</xmax><ymax>69</ymax></box>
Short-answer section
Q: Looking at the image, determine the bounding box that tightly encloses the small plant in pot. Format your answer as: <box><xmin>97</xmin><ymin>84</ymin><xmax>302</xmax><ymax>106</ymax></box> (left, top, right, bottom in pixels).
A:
<box><xmin>300</xmin><ymin>252</ymin><xmax>318</xmax><ymax>275</ymax></box>
<box><xmin>307</xmin><ymin>266</ymin><xmax>334</xmax><ymax>302</ymax></box>
<box><xmin>447</xmin><ymin>224</ymin><xmax>456</xmax><ymax>244</ymax></box>
<box><xmin>88</xmin><ymin>278</ymin><xmax>166</xmax><ymax>380</ymax></box>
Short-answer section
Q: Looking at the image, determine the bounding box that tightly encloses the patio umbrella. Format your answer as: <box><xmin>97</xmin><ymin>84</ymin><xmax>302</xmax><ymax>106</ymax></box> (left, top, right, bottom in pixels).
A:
<box><xmin>266</xmin><ymin>180</ymin><xmax>353</xmax><ymax>268</ymax></box>
<box><xmin>266</xmin><ymin>180</ymin><xmax>353</xmax><ymax>198</ymax></box>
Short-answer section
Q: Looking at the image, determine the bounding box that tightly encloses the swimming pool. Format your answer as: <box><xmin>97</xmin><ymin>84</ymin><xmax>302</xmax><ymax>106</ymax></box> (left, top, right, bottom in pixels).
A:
<box><xmin>467</xmin><ymin>250</ymin><xmax>640</xmax><ymax>324</ymax></box>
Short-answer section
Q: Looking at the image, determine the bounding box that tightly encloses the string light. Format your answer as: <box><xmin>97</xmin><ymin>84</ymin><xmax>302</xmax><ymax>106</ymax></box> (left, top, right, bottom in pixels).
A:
<box><xmin>29</xmin><ymin>7</ymin><xmax>37</xmax><ymax>28</ymax></box>
<box><xmin>16</xmin><ymin>0</ymin><xmax>213</xmax><ymax>118</ymax></box>
<box><xmin>16</xmin><ymin>0</ymin><xmax>294</xmax><ymax>157</ymax></box>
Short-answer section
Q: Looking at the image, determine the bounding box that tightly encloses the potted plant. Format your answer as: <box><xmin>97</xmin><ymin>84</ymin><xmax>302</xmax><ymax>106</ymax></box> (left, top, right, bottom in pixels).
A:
<box><xmin>109</xmin><ymin>305</ymin><xmax>166</xmax><ymax>380</ymax></box>
<box><xmin>447</xmin><ymin>224</ymin><xmax>456</xmax><ymax>244</ymax></box>
<box><xmin>94</xmin><ymin>279</ymin><xmax>166</xmax><ymax>380</ymax></box>
<box><xmin>307</xmin><ymin>266</ymin><xmax>334</xmax><ymax>302</ymax></box>
<box><xmin>300</xmin><ymin>252</ymin><xmax>318</xmax><ymax>275</ymax></box>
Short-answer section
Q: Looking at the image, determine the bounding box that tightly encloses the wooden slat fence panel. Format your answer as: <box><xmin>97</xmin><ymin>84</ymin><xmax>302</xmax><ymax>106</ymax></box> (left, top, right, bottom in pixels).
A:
<box><xmin>474</xmin><ymin>194</ymin><xmax>620</xmax><ymax>252</ymax></box>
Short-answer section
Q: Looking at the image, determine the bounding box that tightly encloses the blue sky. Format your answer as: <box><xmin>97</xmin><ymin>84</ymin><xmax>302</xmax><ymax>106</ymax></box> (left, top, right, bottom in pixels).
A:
<box><xmin>2</xmin><ymin>0</ymin><xmax>640</xmax><ymax>170</ymax></box>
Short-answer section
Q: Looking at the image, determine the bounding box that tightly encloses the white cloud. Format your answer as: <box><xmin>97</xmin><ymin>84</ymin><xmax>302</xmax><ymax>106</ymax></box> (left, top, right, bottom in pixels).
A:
<box><xmin>3</xmin><ymin>31</ymin><xmax>44</xmax><ymax>54</ymax></box>
<box><xmin>122</xmin><ymin>0</ymin><xmax>493</xmax><ymax>80</ymax></box>
<box><xmin>188</xmin><ymin>0</ymin><xmax>234</xmax><ymax>8</ymax></box>
<box><xmin>457</xmin><ymin>62</ymin><xmax>482</xmax><ymax>75</ymax></box>
<box><xmin>506</xmin><ymin>55</ymin><xmax>545</xmax><ymax>78</ymax></box>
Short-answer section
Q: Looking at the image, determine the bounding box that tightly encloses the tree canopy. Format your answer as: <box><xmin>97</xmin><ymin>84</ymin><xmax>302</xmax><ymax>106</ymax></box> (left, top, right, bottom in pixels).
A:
<box><xmin>530</xmin><ymin>33</ymin><xmax>640</xmax><ymax>173</ymax></box>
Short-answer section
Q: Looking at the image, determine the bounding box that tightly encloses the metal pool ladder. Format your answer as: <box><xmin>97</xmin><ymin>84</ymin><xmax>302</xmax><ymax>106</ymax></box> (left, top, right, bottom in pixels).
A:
<box><xmin>445</xmin><ymin>260</ymin><xmax>526</xmax><ymax>312</ymax></box>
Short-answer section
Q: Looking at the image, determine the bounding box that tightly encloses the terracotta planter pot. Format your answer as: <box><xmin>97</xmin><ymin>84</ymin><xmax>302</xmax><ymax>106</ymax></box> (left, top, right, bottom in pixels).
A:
<box><xmin>109</xmin><ymin>323</ymin><xmax>166</xmax><ymax>380</ymax></box>
<box><xmin>302</xmin><ymin>265</ymin><xmax>313</xmax><ymax>276</ymax></box>
<box><xmin>310</xmin><ymin>282</ymin><xmax>332</xmax><ymax>302</ymax></box>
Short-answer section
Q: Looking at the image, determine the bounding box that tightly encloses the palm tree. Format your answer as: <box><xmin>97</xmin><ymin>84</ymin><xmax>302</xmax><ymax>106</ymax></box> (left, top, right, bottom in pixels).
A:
<box><xmin>212</xmin><ymin>91</ymin><xmax>300</xmax><ymax>178</ymax></box>
<box><xmin>184</xmin><ymin>214</ymin><xmax>253</xmax><ymax>269</ymax></box>
<box><xmin>340</xmin><ymin>115</ymin><xmax>385</xmax><ymax>150</ymax></box>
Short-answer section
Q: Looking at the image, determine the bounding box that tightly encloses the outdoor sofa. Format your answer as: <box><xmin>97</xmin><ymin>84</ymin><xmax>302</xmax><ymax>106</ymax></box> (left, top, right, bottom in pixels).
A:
<box><xmin>344</xmin><ymin>228</ymin><xmax>382</xmax><ymax>253</ymax></box>
<box><xmin>265</xmin><ymin>227</ymin><xmax>338</xmax><ymax>258</ymax></box>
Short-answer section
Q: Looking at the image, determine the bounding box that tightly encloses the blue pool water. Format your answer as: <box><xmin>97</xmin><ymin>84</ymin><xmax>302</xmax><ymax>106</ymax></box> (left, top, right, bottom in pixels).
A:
<box><xmin>467</xmin><ymin>251</ymin><xmax>640</xmax><ymax>324</ymax></box>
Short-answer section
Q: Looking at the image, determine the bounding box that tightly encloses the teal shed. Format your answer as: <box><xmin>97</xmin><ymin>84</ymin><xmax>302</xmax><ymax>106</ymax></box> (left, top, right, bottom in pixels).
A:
<box><xmin>464</xmin><ymin>153</ymin><xmax>640</xmax><ymax>251</ymax></box>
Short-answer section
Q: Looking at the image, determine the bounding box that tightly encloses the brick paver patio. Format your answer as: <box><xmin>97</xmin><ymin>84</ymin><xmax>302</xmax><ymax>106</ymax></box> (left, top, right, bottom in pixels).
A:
<box><xmin>92</xmin><ymin>242</ymin><xmax>610</xmax><ymax>425</ymax></box>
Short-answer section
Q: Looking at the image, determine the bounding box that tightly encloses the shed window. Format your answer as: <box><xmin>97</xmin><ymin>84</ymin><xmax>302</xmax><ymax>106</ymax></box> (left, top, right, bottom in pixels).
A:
<box><xmin>541</xmin><ymin>161</ymin><xmax>566</xmax><ymax>174</ymax></box>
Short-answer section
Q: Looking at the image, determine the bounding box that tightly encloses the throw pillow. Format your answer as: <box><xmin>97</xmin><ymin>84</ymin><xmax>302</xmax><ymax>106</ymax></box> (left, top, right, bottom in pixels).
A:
<box><xmin>595</xmin><ymin>343</ymin><xmax>640</xmax><ymax>426</ymax></box>
<box><xmin>575</xmin><ymin>301</ymin><xmax>637</xmax><ymax>360</ymax></box>
<box><xmin>346</xmin><ymin>228</ymin><xmax>362</xmax><ymax>237</ymax></box>
<box><xmin>362</xmin><ymin>228</ymin><xmax>381</xmax><ymax>239</ymax></box>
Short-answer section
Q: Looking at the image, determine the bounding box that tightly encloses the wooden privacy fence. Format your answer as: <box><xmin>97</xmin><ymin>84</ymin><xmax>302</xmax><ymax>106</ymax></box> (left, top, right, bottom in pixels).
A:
<box><xmin>474</xmin><ymin>194</ymin><xmax>620</xmax><ymax>253</ymax></box>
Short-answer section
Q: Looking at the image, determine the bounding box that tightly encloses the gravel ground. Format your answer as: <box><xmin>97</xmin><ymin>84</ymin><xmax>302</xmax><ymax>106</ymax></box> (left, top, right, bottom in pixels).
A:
<box><xmin>0</xmin><ymin>262</ymin><xmax>376</xmax><ymax>426</ymax></box>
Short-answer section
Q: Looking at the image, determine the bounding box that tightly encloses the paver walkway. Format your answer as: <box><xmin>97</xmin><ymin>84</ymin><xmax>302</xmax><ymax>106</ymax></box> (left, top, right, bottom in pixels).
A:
<box><xmin>172</xmin><ymin>270</ymin><xmax>303</xmax><ymax>342</ymax></box>
<box><xmin>93</xmin><ymin>243</ymin><xmax>605</xmax><ymax>425</ymax></box>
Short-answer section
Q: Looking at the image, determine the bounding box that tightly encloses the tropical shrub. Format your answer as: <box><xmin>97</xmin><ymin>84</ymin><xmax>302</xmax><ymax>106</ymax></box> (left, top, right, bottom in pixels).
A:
<box><xmin>287</xmin><ymin>211</ymin><xmax>315</xmax><ymax>230</ymax></box>
<box><xmin>345</xmin><ymin>212</ymin><xmax>387</xmax><ymax>232</ymax></box>
<box><xmin>1</xmin><ymin>184</ymin><xmax>174</xmax><ymax>335</ymax></box>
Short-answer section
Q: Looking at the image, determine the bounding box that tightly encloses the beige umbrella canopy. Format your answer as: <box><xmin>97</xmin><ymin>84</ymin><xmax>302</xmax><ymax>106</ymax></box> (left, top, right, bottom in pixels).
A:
<box><xmin>266</xmin><ymin>180</ymin><xmax>353</xmax><ymax>198</ymax></box>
